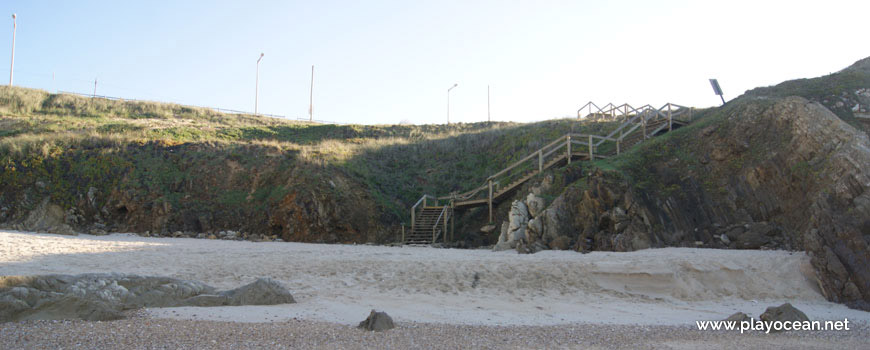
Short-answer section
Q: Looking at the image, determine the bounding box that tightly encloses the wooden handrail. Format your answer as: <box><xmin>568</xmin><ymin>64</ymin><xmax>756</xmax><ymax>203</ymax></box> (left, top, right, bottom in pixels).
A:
<box><xmin>421</xmin><ymin>101</ymin><xmax>694</xmax><ymax>218</ymax></box>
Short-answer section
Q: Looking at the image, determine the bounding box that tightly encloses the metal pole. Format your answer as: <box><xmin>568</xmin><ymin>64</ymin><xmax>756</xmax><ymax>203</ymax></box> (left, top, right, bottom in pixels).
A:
<box><xmin>309</xmin><ymin>65</ymin><xmax>314</xmax><ymax>122</ymax></box>
<box><xmin>447</xmin><ymin>83</ymin><xmax>457</xmax><ymax>124</ymax></box>
<box><xmin>255</xmin><ymin>53</ymin><xmax>264</xmax><ymax>115</ymax></box>
<box><xmin>9</xmin><ymin>14</ymin><xmax>15</xmax><ymax>86</ymax></box>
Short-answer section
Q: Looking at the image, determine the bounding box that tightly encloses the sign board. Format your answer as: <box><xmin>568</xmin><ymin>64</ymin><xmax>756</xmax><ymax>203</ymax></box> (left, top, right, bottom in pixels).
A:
<box><xmin>709</xmin><ymin>79</ymin><xmax>723</xmax><ymax>96</ymax></box>
<box><xmin>709</xmin><ymin>79</ymin><xmax>725</xmax><ymax>105</ymax></box>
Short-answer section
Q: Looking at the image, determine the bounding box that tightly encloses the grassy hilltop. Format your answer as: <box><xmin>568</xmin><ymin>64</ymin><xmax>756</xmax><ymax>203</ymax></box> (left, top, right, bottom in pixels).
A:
<box><xmin>0</xmin><ymin>86</ymin><xmax>627</xmax><ymax>241</ymax></box>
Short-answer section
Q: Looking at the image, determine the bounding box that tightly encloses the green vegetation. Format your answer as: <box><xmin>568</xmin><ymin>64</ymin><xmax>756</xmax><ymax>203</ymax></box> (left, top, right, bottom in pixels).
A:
<box><xmin>0</xmin><ymin>86</ymin><xmax>632</xmax><ymax>227</ymax></box>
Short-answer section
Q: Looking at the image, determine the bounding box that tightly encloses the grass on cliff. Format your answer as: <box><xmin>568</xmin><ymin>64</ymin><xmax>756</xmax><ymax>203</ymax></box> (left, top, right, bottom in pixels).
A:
<box><xmin>0</xmin><ymin>86</ymin><xmax>629</xmax><ymax>227</ymax></box>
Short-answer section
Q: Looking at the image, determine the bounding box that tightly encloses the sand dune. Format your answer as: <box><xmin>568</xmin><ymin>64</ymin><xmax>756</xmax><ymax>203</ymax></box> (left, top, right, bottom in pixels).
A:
<box><xmin>1</xmin><ymin>230</ymin><xmax>868</xmax><ymax>326</ymax></box>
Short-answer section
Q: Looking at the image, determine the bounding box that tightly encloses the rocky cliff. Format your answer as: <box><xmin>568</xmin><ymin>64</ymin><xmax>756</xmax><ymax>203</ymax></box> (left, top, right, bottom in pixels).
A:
<box><xmin>493</xmin><ymin>96</ymin><xmax>870</xmax><ymax>309</ymax></box>
<box><xmin>0</xmin><ymin>142</ymin><xmax>386</xmax><ymax>243</ymax></box>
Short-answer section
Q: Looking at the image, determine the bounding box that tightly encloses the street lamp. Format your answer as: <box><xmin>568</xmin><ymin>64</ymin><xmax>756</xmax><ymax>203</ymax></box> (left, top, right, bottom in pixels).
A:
<box><xmin>9</xmin><ymin>13</ymin><xmax>16</xmax><ymax>86</ymax></box>
<box><xmin>255</xmin><ymin>52</ymin><xmax>264</xmax><ymax>115</ymax></box>
<box><xmin>447</xmin><ymin>83</ymin><xmax>458</xmax><ymax>124</ymax></box>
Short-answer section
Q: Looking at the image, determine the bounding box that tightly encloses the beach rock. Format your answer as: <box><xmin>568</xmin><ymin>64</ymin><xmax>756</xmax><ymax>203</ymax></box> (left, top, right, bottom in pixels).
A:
<box><xmin>759</xmin><ymin>303</ymin><xmax>810</xmax><ymax>330</ymax></box>
<box><xmin>723</xmin><ymin>312</ymin><xmax>752</xmax><ymax>323</ymax></box>
<box><xmin>357</xmin><ymin>310</ymin><xmax>395</xmax><ymax>331</ymax></box>
<box><xmin>525</xmin><ymin>193</ymin><xmax>546</xmax><ymax>218</ymax></box>
<box><xmin>492</xmin><ymin>242</ymin><xmax>513</xmax><ymax>252</ymax></box>
<box><xmin>508</xmin><ymin>200</ymin><xmax>529</xmax><ymax>232</ymax></box>
<box><xmin>550</xmin><ymin>236</ymin><xmax>571</xmax><ymax>250</ymax></box>
<box><xmin>526</xmin><ymin>218</ymin><xmax>543</xmax><ymax>243</ymax></box>
<box><xmin>0</xmin><ymin>274</ymin><xmax>296</xmax><ymax>322</ymax></box>
<box><xmin>497</xmin><ymin>221</ymin><xmax>509</xmax><ymax>244</ymax></box>
<box><xmin>220</xmin><ymin>278</ymin><xmax>295</xmax><ymax>305</ymax></box>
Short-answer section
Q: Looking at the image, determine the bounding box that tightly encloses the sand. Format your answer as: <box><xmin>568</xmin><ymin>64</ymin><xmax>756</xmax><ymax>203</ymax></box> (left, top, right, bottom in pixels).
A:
<box><xmin>1</xmin><ymin>229</ymin><xmax>867</xmax><ymax>326</ymax></box>
<box><xmin>2</xmin><ymin>229</ymin><xmax>870</xmax><ymax>348</ymax></box>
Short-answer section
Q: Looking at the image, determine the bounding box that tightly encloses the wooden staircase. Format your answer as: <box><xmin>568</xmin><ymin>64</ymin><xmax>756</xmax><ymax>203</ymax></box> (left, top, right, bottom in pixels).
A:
<box><xmin>405</xmin><ymin>205</ymin><xmax>451</xmax><ymax>245</ymax></box>
<box><xmin>406</xmin><ymin>102</ymin><xmax>697</xmax><ymax>245</ymax></box>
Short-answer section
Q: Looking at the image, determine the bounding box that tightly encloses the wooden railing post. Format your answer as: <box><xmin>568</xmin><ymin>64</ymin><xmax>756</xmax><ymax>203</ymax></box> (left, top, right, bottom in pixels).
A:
<box><xmin>642</xmin><ymin>112</ymin><xmax>647</xmax><ymax>140</ymax></box>
<box><xmin>401</xmin><ymin>225</ymin><xmax>405</xmax><ymax>243</ymax></box>
<box><xmin>450</xmin><ymin>205</ymin><xmax>454</xmax><ymax>242</ymax></box>
<box><xmin>443</xmin><ymin>210</ymin><xmax>448</xmax><ymax>243</ymax></box>
<box><xmin>423</xmin><ymin>197</ymin><xmax>427</xmax><ymax>207</ymax></box>
<box><xmin>616</xmin><ymin>139</ymin><xmax>621</xmax><ymax>155</ymax></box>
<box><xmin>488</xmin><ymin>179</ymin><xmax>493</xmax><ymax>223</ymax></box>
<box><xmin>566</xmin><ymin>135</ymin><xmax>571</xmax><ymax>164</ymax></box>
<box><xmin>588</xmin><ymin>135</ymin><xmax>593</xmax><ymax>160</ymax></box>
<box><xmin>668</xmin><ymin>103</ymin><xmax>673</xmax><ymax>131</ymax></box>
<box><xmin>538</xmin><ymin>150</ymin><xmax>543</xmax><ymax>172</ymax></box>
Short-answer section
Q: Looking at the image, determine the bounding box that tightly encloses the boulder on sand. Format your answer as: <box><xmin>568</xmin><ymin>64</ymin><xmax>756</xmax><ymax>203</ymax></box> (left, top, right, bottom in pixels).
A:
<box><xmin>0</xmin><ymin>274</ymin><xmax>296</xmax><ymax>322</ymax></box>
<box><xmin>760</xmin><ymin>303</ymin><xmax>810</xmax><ymax>325</ymax></box>
<box><xmin>723</xmin><ymin>311</ymin><xmax>751</xmax><ymax>323</ymax></box>
<box><xmin>358</xmin><ymin>309</ymin><xmax>395</xmax><ymax>331</ymax></box>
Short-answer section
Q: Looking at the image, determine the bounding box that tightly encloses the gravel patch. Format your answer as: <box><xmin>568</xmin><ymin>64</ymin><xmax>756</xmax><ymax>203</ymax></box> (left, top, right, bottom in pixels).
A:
<box><xmin>1</xmin><ymin>315</ymin><xmax>867</xmax><ymax>350</ymax></box>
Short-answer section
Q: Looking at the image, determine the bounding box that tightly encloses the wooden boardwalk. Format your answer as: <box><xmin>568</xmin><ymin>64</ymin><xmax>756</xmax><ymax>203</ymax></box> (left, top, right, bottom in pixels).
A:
<box><xmin>404</xmin><ymin>102</ymin><xmax>697</xmax><ymax>245</ymax></box>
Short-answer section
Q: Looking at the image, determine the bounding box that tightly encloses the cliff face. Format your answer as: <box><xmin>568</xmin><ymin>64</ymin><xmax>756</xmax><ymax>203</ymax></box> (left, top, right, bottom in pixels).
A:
<box><xmin>0</xmin><ymin>142</ymin><xmax>386</xmax><ymax>244</ymax></box>
<box><xmin>516</xmin><ymin>97</ymin><xmax>870</xmax><ymax>308</ymax></box>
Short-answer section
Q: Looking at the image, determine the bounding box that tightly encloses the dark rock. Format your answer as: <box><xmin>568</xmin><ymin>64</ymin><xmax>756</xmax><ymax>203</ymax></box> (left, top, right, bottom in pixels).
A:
<box><xmin>723</xmin><ymin>312</ymin><xmax>752</xmax><ymax>323</ymax></box>
<box><xmin>358</xmin><ymin>309</ymin><xmax>395</xmax><ymax>331</ymax></box>
<box><xmin>0</xmin><ymin>274</ymin><xmax>296</xmax><ymax>322</ymax></box>
<box><xmin>550</xmin><ymin>236</ymin><xmax>571</xmax><ymax>250</ymax></box>
<box><xmin>221</xmin><ymin>278</ymin><xmax>296</xmax><ymax>306</ymax></box>
<box><xmin>759</xmin><ymin>303</ymin><xmax>810</xmax><ymax>331</ymax></box>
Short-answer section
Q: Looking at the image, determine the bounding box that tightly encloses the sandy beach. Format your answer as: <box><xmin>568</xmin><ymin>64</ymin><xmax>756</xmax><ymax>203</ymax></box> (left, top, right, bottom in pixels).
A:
<box><xmin>2</xmin><ymin>229</ymin><xmax>869</xmax><ymax>348</ymax></box>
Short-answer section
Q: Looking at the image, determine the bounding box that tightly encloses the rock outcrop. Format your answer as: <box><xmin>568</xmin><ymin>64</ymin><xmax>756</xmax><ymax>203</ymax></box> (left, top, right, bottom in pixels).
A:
<box><xmin>509</xmin><ymin>96</ymin><xmax>870</xmax><ymax>308</ymax></box>
<box><xmin>0</xmin><ymin>274</ymin><xmax>295</xmax><ymax>322</ymax></box>
<box><xmin>358</xmin><ymin>310</ymin><xmax>395</xmax><ymax>331</ymax></box>
<box><xmin>760</xmin><ymin>303</ymin><xmax>810</xmax><ymax>332</ymax></box>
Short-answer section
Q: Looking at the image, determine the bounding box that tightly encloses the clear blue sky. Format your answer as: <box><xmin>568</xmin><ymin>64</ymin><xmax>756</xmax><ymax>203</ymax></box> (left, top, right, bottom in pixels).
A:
<box><xmin>2</xmin><ymin>0</ymin><xmax>868</xmax><ymax>124</ymax></box>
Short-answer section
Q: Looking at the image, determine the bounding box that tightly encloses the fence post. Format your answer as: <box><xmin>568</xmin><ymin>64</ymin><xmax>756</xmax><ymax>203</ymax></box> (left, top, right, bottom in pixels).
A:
<box><xmin>401</xmin><ymin>225</ymin><xmax>405</xmax><ymax>243</ymax></box>
<box><xmin>642</xmin><ymin>112</ymin><xmax>647</xmax><ymax>140</ymax></box>
<box><xmin>566</xmin><ymin>135</ymin><xmax>571</xmax><ymax>164</ymax></box>
<box><xmin>443</xmin><ymin>210</ymin><xmax>448</xmax><ymax>243</ymax></box>
<box><xmin>588</xmin><ymin>135</ymin><xmax>593</xmax><ymax>160</ymax></box>
<box><xmin>488</xmin><ymin>179</ymin><xmax>493</xmax><ymax>223</ymax></box>
<box><xmin>538</xmin><ymin>150</ymin><xmax>543</xmax><ymax>172</ymax></box>
<box><xmin>617</xmin><ymin>139</ymin><xmax>621</xmax><ymax>155</ymax></box>
<box><xmin>668</xmin><ymin>103</ymin><xmax>673</xmax><ymax>131</ymax></box>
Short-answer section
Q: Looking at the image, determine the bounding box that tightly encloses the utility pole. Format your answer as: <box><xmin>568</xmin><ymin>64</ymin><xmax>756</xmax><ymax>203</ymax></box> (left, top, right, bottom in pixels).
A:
<box><xmin>9</xmin><ymin>14</ymin><xmax>16</xmax><ymax>86</ymax></box>
<box><xmin>447</xmin><ymin>83</ymin><xmax>458</xmax><ymax>124</ymax></box>
<box><xmin>309</xmin><ymin>65</ymin><xmax>314</xmax><ymax>122</ymax></box>
<box><xmin>487</xmin><ymin>85</ymin><xmax>490</xmax><ymax>123</ymax></box>
<box><xmin>255</xmin><ymin>53</ymin><xmax>264</xmax><ymax>115</ymax></box>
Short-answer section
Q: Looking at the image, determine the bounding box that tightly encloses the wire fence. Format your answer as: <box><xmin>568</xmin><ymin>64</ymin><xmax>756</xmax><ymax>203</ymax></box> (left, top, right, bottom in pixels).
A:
<box><xmin>57</xmin><ymin>90</ymin><xmax>345</xmax><ymax>125</ymax></box>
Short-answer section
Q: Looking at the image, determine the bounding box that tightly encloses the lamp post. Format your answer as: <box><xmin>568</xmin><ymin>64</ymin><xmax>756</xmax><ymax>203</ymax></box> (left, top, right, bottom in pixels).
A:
<box><xmin>255</xmin><ymin>53</ymin><xmax>264</xmax><ymax>115</ymax></box>
<box><xmin>447</xmin><ymin>83</ymin><xmax>458</xmax><ymax>124</ymax></box>
<box><xmin>9</xmin><ymin>13</ymin><xmax>16</xmax><ymax>86</ymax></box>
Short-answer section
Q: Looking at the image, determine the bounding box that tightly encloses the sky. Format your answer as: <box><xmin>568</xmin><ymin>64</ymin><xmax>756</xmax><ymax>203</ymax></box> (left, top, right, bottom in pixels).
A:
<box><xmin>1</xmin><ymin>0</ymin><xmax>868</xmax><ymax>125</ymax></box>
